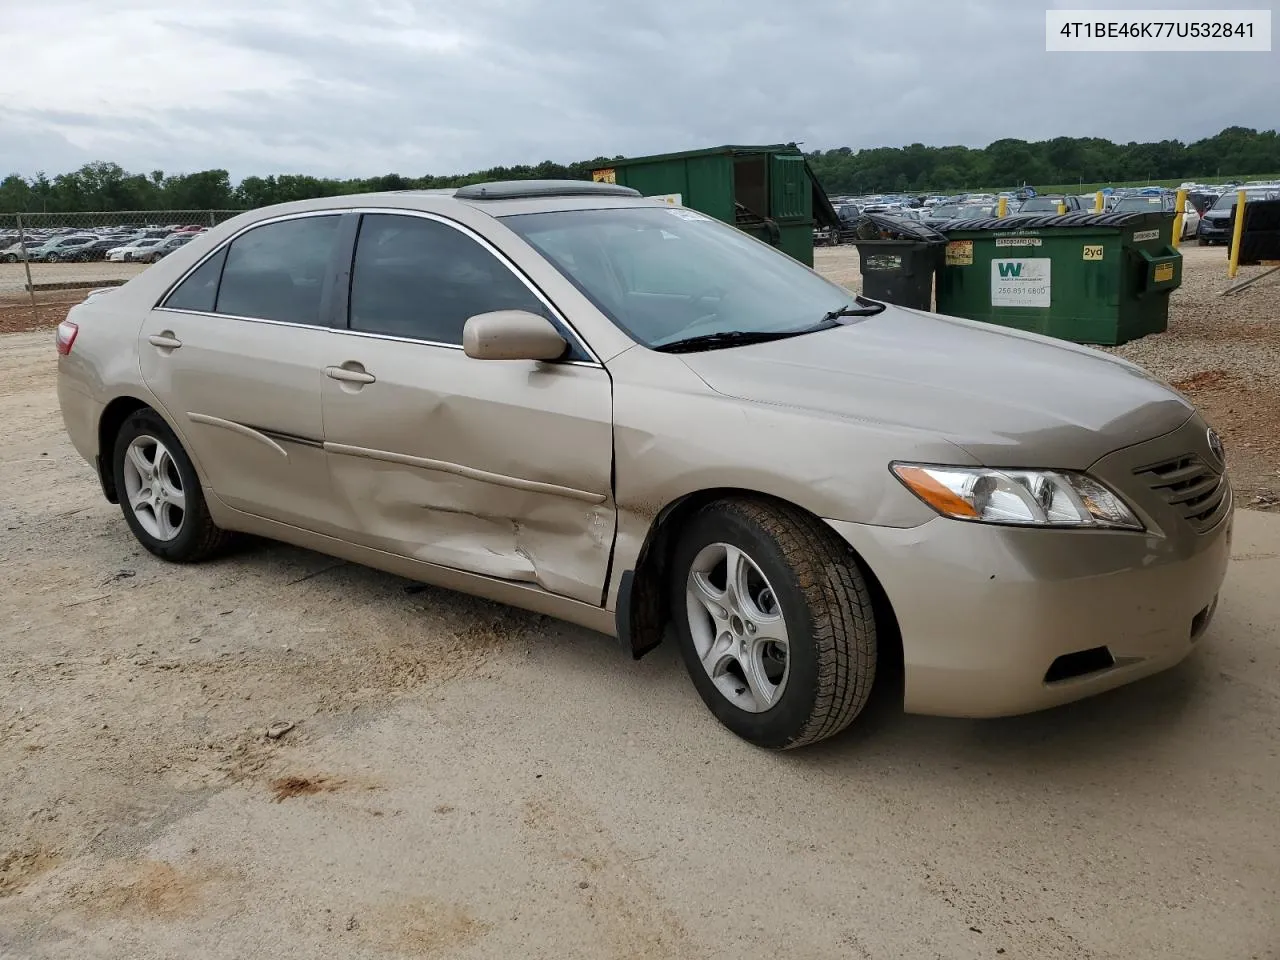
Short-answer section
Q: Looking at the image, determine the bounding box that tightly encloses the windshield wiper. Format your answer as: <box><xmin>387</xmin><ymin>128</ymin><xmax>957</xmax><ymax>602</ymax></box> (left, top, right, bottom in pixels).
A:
<box><xmin>822</xmin><ymin>296</ymin><xmax>886</xmax><ymax>323</ymax></box>
<box><xmin>652</xmin><ymin>327</ymin><xmax>822</xmax><ymax>354</ymax></box>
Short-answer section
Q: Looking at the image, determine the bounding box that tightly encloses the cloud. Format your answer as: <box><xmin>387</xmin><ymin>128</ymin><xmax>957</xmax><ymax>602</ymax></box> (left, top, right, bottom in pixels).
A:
<box><xmin>0</xmin><ymin>0</ymin><xmax>1275</xmax><ymax>179</ymax></box>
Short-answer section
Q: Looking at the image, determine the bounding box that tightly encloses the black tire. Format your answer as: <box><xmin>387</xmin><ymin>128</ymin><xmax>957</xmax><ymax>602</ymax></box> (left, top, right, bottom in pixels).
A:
<box><xmin>112</xmin><ymin>408</ymin><xmax>233</xmax><ymax>562</ymax></box>
<box><xmin>3</xmin><ymin>254</ymin><xmax>16</xmax><ymax>263</ymax></box>
<box><xmin>669</xmin><ymin>497</ymin><xmax>878</xmax><ymax>749</ymax></box>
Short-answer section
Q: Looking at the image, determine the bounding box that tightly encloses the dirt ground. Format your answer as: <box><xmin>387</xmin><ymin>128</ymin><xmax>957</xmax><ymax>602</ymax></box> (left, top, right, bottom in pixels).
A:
<box><xmin>0</xmin><ymin>261</ymin><xmax>146</xmax><ymax>298</ymax></box>
<box><xmin>2</xmin><ymin>250</ymin><xmax>1280</xmax><ymax>959</ymax></box>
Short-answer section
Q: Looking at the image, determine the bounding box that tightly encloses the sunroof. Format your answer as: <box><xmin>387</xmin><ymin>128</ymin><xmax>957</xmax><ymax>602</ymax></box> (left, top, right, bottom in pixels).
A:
<box><xmin>454</xmin><ymin>180</ymin><xmax>642</xmax><ymax>201</ymax></box>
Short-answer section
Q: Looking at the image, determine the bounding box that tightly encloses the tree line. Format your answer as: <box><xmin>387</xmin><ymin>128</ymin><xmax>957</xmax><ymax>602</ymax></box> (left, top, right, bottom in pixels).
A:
<box><xmin>806</xmin><ymin>126</ymin><xmax>1279</xmax><ymax>194</ymax></box>
<box><xmin>1</xmin><ymin>127</ymin><xmax>1275</xmax><ymax>214</ymax></box>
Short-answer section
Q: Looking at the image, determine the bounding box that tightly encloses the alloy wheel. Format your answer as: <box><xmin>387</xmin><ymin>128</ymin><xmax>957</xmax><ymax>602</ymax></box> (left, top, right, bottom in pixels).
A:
<box><xmin>121</xmin><ymin>435</ymin><xmax>187</xmax><ymax>541</ymax></box>
<box><xmin>685</xmin><ymin>542</ymin><xmax>790</xmax><ymax>713</ymax></box>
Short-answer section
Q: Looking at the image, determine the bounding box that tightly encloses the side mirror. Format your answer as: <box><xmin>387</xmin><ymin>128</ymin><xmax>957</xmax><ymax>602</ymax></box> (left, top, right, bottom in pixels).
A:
<box><xmin>462</xmin><ymin>310</ymin><xmax>568</xmax><ymax>362</ymax></box>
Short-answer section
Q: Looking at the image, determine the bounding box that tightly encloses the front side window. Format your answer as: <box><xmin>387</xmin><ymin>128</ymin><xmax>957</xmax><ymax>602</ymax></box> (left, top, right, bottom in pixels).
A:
<box><xmin>503</xmin><ymin>207</ymin><xmax>854</xmax><ymax>349</ymax></box>
<box><xmin>215</xmin><ymin>215</ymin><xmax>340</xmax><ymax>325</ymax></box>
<box><xmin>347</xmin><ymin>213</ymin><xmax>552</xmax><ymax>346</ymax></box>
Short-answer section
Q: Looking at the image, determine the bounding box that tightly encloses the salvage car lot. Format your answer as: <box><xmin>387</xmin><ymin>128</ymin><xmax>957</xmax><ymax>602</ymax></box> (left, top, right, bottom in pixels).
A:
<box><xmin>2</xmin><ymin>243</ymin><xmax>1279</xmax><ymax>959</ymax></box>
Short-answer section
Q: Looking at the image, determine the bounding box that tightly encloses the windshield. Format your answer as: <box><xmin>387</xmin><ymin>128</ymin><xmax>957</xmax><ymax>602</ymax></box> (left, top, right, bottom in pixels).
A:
<box><xmin>502</xmin><ymin>206</ymin><xmax>856</xmax><ymax>349</ymax></box>
<box><xmin>1018</xmin><ymin>197</ymin><xmax>1063</xmax><ymax>212</ymax></box>
<box><xmin>1211</xmin><ymin>189</ymin><xmax>1277</xmax><ymax>210</ymax></box>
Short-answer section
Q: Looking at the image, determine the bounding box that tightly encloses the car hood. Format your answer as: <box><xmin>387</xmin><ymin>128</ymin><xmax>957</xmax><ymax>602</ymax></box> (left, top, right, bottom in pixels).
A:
<box><xmin>676</xmin><ymin>305</ymin><xmax>1193</xmax><ymax>469</ymax></box>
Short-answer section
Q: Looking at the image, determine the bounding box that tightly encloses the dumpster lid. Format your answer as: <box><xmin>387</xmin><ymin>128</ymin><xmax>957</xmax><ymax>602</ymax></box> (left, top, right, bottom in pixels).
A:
<box><xmin>851</xmin><ymin>212</ymin><xmax>948</xmax><ymax>243</ymax></box>
<box><xmin>455</xmin><ymin>179</ymin><xmax>641</xmax><ymax>200</ymax></box>
<box><xmin>808</xmin><ymin>159</ymin><xmax>840</xmax><ymax>229</ymax></box>
<box><xmin>941</xmin><ymin>211</ymin><xmax>1165</xmax><ymax>231</ymax></box>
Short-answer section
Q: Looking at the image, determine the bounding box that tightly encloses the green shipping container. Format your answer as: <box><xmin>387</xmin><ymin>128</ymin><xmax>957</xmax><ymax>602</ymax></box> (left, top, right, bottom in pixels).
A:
<box><xmin>934</xmin><ymin>211</ymin><xmax>1182</xmax><ymax>346</ymax></box>
<box><xmin>592</xmin><ymin>144</ymin><xmax>838</xmax><ymax>267</ymax></box>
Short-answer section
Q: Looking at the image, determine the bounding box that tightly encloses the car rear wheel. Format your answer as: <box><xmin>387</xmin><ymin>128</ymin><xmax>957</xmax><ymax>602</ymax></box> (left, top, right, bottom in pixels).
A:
<box><xmin>112</xmin><ymin>408</ymin><xmax>232</xmax><ymax>562</ymax></box>
<box><xmin>670</xmin><ymin>498</ymin><xmax>878</xmax><ymax>749</ymax></box>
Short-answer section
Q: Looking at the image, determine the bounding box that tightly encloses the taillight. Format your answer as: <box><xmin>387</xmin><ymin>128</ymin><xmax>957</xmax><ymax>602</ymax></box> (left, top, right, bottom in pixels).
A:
<box><xmin>55</xmin><ymin>320</ymin><xmax>79</xmax><ymax>356</ymax></box>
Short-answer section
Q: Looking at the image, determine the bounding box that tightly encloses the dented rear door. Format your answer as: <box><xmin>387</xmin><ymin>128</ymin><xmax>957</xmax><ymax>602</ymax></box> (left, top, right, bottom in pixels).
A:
<box><xmin>318</xmin><ymin>211</ymin><xmax>615</xmax><ymax>605</ymax></box>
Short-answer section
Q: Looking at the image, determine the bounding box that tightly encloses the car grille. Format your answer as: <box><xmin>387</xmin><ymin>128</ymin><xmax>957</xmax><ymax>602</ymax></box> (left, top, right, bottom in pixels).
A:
<box><xmin>1133</xmin><ymin>453</ymin><xmax>1229</xmax><ymax>533</ymax></box>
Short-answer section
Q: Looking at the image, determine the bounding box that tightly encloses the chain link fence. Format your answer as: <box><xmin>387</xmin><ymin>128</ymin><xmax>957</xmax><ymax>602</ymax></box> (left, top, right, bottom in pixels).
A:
<box><xmin>0</xmin><ymin>211</ymin><xmax>242</xmax><ymax>304</ymax></box>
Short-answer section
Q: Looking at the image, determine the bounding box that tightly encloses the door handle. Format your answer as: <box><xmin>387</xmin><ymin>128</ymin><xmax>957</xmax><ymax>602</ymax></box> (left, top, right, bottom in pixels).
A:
<box><xmin>148</xmin><ymin>333</ymin><xmax>182</xmax><ymax>349</ymax></box>
<box><xmin>324</xmin><ymin>364</ymin><xmax>376</xmax><ymax>384</ymax></box>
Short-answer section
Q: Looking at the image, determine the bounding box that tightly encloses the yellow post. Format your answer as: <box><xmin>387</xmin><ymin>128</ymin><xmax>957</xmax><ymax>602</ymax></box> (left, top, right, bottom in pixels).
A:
<box><xmin>1171</xmin><ymin>188</ymin><xmax>1187</xmax><ymax>249</ymax></box>
<box><xmin>1228</xmin><ymin>189</ymin><xmax>1247</xmax><ymax>279</ymax></box>
<box><xmin>1095</xmin><ymin>191</ymin><xmax>1104</xmax><ymax>212</ymax></box>
<box><xmin>997</xmin><ymin>196</ymin><xmax>1008</xmax><ymax>217</ymax></box>
<box><xmin>1057</xmin><ymin>201</ymin><xmax>1067</xmax><ymax>214</ymax></box>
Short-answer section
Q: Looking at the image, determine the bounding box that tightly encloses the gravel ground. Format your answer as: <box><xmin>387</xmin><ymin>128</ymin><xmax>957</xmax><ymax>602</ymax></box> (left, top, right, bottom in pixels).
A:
<box><xmin>1</xmin><ymin>327</ymin><xmax>1279</xmax><ymax>959</ymax></box>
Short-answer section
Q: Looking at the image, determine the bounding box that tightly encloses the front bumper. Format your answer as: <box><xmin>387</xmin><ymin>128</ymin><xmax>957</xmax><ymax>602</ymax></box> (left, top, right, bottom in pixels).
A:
<box><xmin>1198</xmin><ymin>219</ymin><xmax>1232</xmax><ymax>240</ymax></box>
<box><xmin>826</xmin><ymin>419</ymin><xmax>1233</xmax><ymax>718</ymax></box>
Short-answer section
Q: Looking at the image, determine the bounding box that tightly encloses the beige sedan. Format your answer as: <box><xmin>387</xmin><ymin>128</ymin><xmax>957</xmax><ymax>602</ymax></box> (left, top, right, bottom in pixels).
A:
<box><xmin>55</xmin><ymin>181</ymin><xmax>1232</xmax><ymax>748</ymax></box>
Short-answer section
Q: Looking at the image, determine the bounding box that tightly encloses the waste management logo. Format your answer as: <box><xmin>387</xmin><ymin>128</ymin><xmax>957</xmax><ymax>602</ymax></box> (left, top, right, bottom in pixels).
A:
<box><xmin>991</xmin><ymin>258</ymin><xmax>1051</xmax><ymax>308</ymax></box>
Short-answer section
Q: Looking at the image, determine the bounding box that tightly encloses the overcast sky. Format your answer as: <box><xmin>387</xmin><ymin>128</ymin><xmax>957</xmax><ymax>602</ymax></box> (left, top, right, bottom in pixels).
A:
<box><xmin>0</xmin><ymin>0</ymin><xmax>1275</xmax><ymax>180</ymax></box>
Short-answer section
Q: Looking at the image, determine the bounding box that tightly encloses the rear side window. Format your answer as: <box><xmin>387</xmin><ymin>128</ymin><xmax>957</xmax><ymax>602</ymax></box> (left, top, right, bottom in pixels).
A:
<box><xmin>215</xmin><ymin>216</ymin><xmax>341</xmax><ymax>325</ymax></box>
<box><xmin>347</xmin><ymin>213</ymin><xmax>552</xmax><ymax>346</ymax></box>
<box><xmin>162</xmin><ymin>247</ymin><xmax>228</xmax><ymax>312</ymax></box>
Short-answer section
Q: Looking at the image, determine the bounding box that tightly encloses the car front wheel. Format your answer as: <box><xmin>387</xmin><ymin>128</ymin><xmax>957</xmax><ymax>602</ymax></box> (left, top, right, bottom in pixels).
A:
<box><xmin>670</xmin><ymin>498</ymin><xmax>878</xmax><ymax>749</ymax></box>
<box><xmin>112</xmin><ymin>408</ymin><xmax>232</xmax><ymax>562</ymax></box>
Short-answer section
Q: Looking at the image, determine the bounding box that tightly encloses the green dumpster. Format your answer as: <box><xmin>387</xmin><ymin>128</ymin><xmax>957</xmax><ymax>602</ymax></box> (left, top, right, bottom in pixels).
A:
<box><xmin>591</xmin><ymin>144</ymin><xmax>839</xmax><ymax>267</ymax></box>
<box><xmin>934</xmin><ymin>211</ymin><xmax>1182</xmax><ymax>346</ymax></box>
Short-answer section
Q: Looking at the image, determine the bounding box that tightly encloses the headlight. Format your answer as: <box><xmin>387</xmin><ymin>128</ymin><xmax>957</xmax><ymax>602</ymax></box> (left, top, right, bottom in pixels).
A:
<box><xmin>891</xmin><ymin>463</ymin><xmax>1143</xmax><ymax>530</ymax></box>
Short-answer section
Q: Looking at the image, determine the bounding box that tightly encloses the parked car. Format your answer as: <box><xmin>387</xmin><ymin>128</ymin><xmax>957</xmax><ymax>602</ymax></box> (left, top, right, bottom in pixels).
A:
<box><xmin>1187</xmin><ymin>191</ymin><xmax>1219</xmax><ymax>216</ymax></box>
<box><xmin>1110</xmin><ymin>194</ymin><xmax>1201</xmax><ymax>239</ymax></box>
<box><xmin>69</xmin><ymin>237</ymin><xmax>133</xmax><ymax>262</ymax></box>
<box><xmin>1198</xmin><ymin>187</ymin><xmax>1280</xmax><ymax>245</ymax></box>
<box><xmin>28</xmin><ymin>235</ymin><xmax>97</xmax><ymax>262</ymax></box>
<box><xmin>138</xmin><ymin>233</ymin><xmax>196</xmax><ymax>263</ymax></box>
<box><xmin>55</xmin><ymin>181</ymin><xmax>1232</xmax><ymax>749</ymax></box>
<box><xmin>1</xmin><ymin>239</ymin><xmax>46</xmax><ymax>262</ymax></box>
<box><xmin>826</xmin><ymin>203</ymin><xmax>862</xmax><ymax>244</ymax></box>
<box><xmin>924</xmin><ymin>202</ymin><xmax>996</xmax><ymax>226</ymax></box>
<box><xmin>1011</xmin><ymin>195</ymin><xmax>1084</xmax><ymax>215</ymax></box>
<box><xmin>107</xmin><ymin>238</ymin><xmax>167</xmax><ymax>262</ymax></box>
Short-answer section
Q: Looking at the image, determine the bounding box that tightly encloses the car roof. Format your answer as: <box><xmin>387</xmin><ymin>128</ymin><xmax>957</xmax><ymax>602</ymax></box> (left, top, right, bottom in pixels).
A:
<box><xmin>215</xmin><ymin>181</ymin><xmax>679</xmax><ymax>224</ymax></box>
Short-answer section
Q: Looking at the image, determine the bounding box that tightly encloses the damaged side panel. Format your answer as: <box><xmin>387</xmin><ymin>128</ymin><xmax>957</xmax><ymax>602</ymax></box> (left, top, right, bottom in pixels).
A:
<box><xmin>320</xmin><ymin>338</ymin><xmax>615</xmax><ymax>606</ymax></box>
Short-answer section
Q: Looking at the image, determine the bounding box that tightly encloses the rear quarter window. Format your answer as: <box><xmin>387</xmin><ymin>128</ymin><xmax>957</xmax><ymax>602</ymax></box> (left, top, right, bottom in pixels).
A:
<box><xmin>161</xmin><ymin>247</ymin><xmax>228</xmax><ymax>313</ymax></box>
